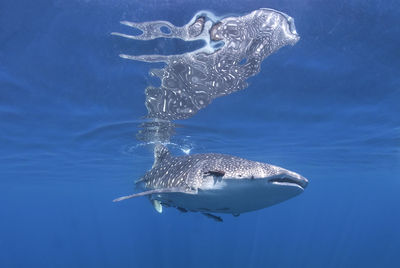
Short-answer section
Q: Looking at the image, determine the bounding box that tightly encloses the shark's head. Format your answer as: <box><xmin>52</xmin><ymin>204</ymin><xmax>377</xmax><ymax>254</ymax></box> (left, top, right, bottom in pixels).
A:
<box><xmin>199</xmin><ymin>156</ymin><xmax>309</xmax><ymax>212</ymax></box>
<box><xmin>214</xmin><ymin>155</ymin><xmax>308</xmax><ymax>190</ymax></box>
<box><xmin>262</xmin><ymin>164</ymin><xmax>308</xmax><ymax>191</ymax></box>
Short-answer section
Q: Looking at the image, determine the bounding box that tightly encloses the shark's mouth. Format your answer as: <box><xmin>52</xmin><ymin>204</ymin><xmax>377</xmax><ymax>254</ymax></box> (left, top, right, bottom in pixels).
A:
<box><xmin>268</xmin><ymin>177</ymin><xmax>305</xmax><ymax>190</ymax></box>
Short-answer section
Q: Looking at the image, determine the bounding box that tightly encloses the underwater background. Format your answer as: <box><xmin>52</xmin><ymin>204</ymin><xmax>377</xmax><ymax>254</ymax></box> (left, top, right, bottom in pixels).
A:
<box><xmin>1</xmin><ymin>0</ymin><xmax>399</xmax><ymax>267</ymax></box>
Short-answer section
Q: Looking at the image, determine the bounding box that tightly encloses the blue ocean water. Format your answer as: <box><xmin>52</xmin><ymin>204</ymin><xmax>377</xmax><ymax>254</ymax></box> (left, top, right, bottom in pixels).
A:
<box><xmin>1</xmin><ymin>0</ymin><xmax>399</xmax><ymax>267</ymax></box>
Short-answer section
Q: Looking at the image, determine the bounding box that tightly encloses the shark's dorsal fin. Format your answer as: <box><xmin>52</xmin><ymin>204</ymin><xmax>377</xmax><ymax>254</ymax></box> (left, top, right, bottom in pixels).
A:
<box><xmin>112</xmin><ymin>187</ymin><xmax>196</xmax><ymax>202</ymax></box>
<box><xmin>153</xmin><ymin>144</ymin><xmax>171</xmax><ymax>168</ymax></box>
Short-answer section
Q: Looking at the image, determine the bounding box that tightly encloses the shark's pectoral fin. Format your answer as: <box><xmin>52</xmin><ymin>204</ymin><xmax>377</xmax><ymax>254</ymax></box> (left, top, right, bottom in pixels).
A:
<box><xmin>202</xmin><ymin>212</ymin><xmax>223</xmax><ymax>222</ymax></box>
<box><xmin>176</xmin><ymin>207</ymin><xmax>188</xmax><ymax>213</ymax></box>
<box><xmin>113</xmin><ymin>187</ymin><xmax>197</xmax><ymax>202</ymax></box>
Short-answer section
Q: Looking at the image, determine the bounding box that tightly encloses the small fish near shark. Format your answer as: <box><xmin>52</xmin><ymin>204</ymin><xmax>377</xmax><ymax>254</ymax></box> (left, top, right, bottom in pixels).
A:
<box><xmin>114</xmin><ymin>145</ymin><xmax>308</xmax><ymax>222</ymax></box>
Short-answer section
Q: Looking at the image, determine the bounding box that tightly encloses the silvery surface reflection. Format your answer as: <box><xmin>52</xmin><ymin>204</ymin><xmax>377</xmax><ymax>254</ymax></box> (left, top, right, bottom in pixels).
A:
<box><xmin>113</xmin><ymin>8</ymin><xmax>299</xmax><ymax>143</ymax></box>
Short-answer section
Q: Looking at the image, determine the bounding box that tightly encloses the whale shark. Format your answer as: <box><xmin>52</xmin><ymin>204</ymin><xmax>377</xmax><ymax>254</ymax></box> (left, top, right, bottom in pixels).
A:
<box><xmin>114</xmin><ymin>145</ymin><xmax>308</xmax><ymax>221</ymax></box>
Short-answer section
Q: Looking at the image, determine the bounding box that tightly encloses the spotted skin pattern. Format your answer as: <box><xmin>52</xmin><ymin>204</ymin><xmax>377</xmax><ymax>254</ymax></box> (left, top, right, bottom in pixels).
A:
<box><xmin>138</xmin><ymin>145</ymin><xmax>286</xmax><ymax>192</ymax></box>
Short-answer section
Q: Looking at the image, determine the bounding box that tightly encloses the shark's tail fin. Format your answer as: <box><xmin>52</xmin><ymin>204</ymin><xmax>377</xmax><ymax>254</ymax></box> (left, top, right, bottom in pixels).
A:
<box><xmin>152</xmin><ymin>143</ymin><xmax>171</xmax><ymax>168</ymax></box>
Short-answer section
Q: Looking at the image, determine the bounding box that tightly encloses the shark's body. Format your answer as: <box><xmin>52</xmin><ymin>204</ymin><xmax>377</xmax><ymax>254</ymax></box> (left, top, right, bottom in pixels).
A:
<box><xmin>114</xmin><ymin>145</ymin><xmax>308</xmax><ymax>221</ymax></box>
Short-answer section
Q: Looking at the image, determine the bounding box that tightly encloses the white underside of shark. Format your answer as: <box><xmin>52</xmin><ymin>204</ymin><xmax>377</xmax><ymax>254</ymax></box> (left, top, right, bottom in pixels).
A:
<box><xmin>153</xmin><ymin>178</ymin><xmax>304</xmax><ymax>214</ymax></box>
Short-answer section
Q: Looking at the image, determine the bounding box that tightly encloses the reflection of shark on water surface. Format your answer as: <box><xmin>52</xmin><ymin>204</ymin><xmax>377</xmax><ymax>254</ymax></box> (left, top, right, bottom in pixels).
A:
<box><xmin>113</xmin><ymin>8</ymin><xmax>307</xmax><ymax>221</ymax></box>
<box><xmin>113</xmin><ymin>8</ymin><xmax>300</xmax><ymax>143</ymax></box>
<box><xmin>113</xmin><ymin>8</ymin><xmax>300</xmax><ymax>121</ymax></box>
<box><xmin>114</xmin><ymin>145</ymin><xmax>308</xmax><ymax>222</ymax></box>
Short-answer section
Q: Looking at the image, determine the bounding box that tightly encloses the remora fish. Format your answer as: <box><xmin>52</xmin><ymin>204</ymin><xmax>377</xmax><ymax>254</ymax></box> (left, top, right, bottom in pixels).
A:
<box><xmin>114</xmin><ymin>145</ymin><xmax>308</xmax><ymax>221</ymax></box>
